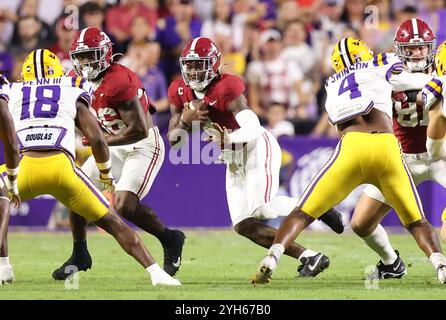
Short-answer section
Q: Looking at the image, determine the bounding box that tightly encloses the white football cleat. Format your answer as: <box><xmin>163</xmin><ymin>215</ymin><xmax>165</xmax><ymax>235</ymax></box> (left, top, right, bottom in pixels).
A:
<box><xmin>0</xmin><ymin>264</ymin><xmax>14</xmax><ymax>285</ymax></box>
<box><xmin>151</xmin><ymin>269</ymin><xmax>181</xmax><ymax>286</ymax></box>
<box><xmin>251</xmin><ymin>254</ymin><xmax>277</xmax><ymax>285</ymax></box>
<box><xmin>437</xmin><ymin>265</ymin><xmax>446</xmax><ymax>284</ymax></box>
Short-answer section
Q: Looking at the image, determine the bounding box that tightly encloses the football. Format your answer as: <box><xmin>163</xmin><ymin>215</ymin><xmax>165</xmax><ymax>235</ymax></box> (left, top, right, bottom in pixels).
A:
<box><xmin>188</xmin><ymin>99</ymin><xmax>207</xmax><ymax>111</ymax></box>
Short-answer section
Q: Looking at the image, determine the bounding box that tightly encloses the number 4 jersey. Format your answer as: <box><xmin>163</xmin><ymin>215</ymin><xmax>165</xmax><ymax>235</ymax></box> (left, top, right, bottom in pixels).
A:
<box><xmin>0</xmin><ymin>76</ymin><xmax>93</xmax><ymax>158</ymax></box>
<box><xmin>325</xmin><ymin>53</ymin><xmax>404</xmax><ymax>125</ymax></box>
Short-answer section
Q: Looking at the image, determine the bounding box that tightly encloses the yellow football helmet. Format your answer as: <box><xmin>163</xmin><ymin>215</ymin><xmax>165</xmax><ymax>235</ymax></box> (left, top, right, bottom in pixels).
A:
<box><xmin>22</xmin><ymin>49</ymin><xmax>64</xmax><ymax>81</ymax></box>
<box><xmin>331</xmin><ymin>37</ymin><xmax>374</xmax><ymax>73</ymax></box>
<box><xmin>435</xmin><ymin>40</ymin><xmax>446</xmax><ymax>76</ymax></box>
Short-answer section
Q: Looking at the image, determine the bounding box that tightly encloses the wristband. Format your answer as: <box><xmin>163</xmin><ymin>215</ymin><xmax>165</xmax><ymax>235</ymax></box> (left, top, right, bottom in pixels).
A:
<box><xmin>96</xmin><ymin>159</ymin><xmax>111</xmax><ymax>171</ymax></box>
<box><xmin>6</xmin><ymin>167</ymin><xmax>19</xmax><ymax>176</ymax></box>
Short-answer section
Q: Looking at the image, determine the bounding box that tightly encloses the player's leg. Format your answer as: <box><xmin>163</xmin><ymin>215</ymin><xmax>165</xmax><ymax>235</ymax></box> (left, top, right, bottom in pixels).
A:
<box><xmin>351</xmin><ymin>187</ymin><xmax>406</xmax><ymax>278</ymax></box>
<box><xmin>379</xmin><ymin>137</ymin><xmax>446</xmax><ymax>283</ymax></box>
<box><xmin>52</xmin><ymin>153</ymin><xmax>180</xmax><ymax>285</ymax></box>
<box><xmin>243</xmin><ymin>131</ymin><xmax>332</xmax><ymax>277</ymax></box>
<box><xmin>0</xmin><ymin>177</ymin><xmax>12</xmax><ymax>285</ymax></box>
<box><xmin>253</xmin><ymin>133</ymin><xmax>365</xmax><ymax>283</ymax></box>
<box><xmin>114</xmin><ymin>127</ymin><xmax>185</xmax><ymax>276</ymax></box>
<box><xmin>51</xmin><ymin>154</ymin><xmax>101</xmax><ymax>280</ymax></box>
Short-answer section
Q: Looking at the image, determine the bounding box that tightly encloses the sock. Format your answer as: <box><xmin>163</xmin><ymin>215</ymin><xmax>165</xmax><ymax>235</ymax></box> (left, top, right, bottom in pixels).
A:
<box><xmin>362</xmin><ymin>224</ymin><xmax>397</xmax><ymax>265</ymax></box>
<box><xmin>146</xmin><ymin>263</ymin><xmax>163</xmax><ymax>275</ymax></box>
<box><xmin>267</xmin><ymin>244</ymin><xmax>285</xmax><ymax>262</ymax></box>
<box><xmin>298</xmin><ymin>249</ymin><xmax>318</xmax><ymax>261</ymax></box>
<box><xmin>0</xmin><ymin>256</ymin><xmax>9</xmax><ymax>266</ymax></box>
<box><xmin>429</xmin><ymin>252</ymin><xmax>446</xmax><ymax>270</ymax></box>
<box><xmin>73</xmin><ymin>240</ymin><xmax>88</xmax><ymax>257</ymax></box>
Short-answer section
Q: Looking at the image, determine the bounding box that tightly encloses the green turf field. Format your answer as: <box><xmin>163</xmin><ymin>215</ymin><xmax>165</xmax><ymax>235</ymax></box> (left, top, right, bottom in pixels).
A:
<box><xmin>0</xmin><ymin>229</ymin><xmax>445</xmax><ymax>300</ymax></box>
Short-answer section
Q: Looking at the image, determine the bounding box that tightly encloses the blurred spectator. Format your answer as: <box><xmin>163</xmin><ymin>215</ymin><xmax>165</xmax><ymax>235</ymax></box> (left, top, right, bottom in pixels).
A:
<box><xmin>281</xmin><ymin>20</ymin><xmax>315</xmax><ymax>75</ymax></box>
<box><xmin>215</xmin><ymin>32</ymin><xmax>246</xmax><ymax>77</ymax></box>
<box><xmin>266</xmin><ymin>102</ymin><xmax>295</xmax><ymax>138</ymax></box>
<box><xmin>11</xmin><ymin>16</ymin><xmax>49</xmax><ymax>56</ymax></box>
<box><xmin>79</xmin><ymin>1</ymin><xmax>107</xmax><ymax>29</ymax></box>
<box><xmin>49</xmin><ymin>16</ymin><xmax>77</xmax><ymax>72</ymax></box>
<box><xmin>275</xmin><ymin>0</ymin><xmax>301</xmax><ymax>31</ymax></box>
<box><xmin>361</xmin><ymin>0</ymin><xmax>396</xmax><ymax>53</ymax></box>
<box><xmin>394</xmin><ymin>5</ymin><xmax>418</xmax><ymax>26</ymax></box>
<box><xmin>418</xmin><ymin>0</ymin><xmax>444</xmax><ymax>34</ymax></box>
<box><xmin>241</xmin><ymin>21</ymin><xmax>261</xmax><ymax>63</ymax></box>
<box><xmin>15</xmin><ymin>0</ymin><xmax>55</xmax><ymax>44</ymax></box>
<box><xmin>155</xmin><ymin>0</ymin><xmax>202</xmax><ymax>82</ymax></box>
<box><xmin>340</xmin><ymin>0</ymin><xmax>365</xmax><ymax>31</ymax></box>
<box><xmin>121</xmin><ymin>41</ymin><xmax>169</xmax><ymax>132</ymax></box>
<box><xmin>106</xmin><ymin>0</ymin><xmax>157</xmax><ymax>43</ymax></box>
<box><xmin>246</xmin><ymin>28</ymin><xmax>305</xmax><ymax>121</ymax></box>
<box><xmin>200</xmin><ymin>0</ymin><xmax>232</xmax><ymax>42</ymax></box>
<box><xmin>193</xmin><ymin>0</ymin><xmax>214</xmax><ymax>22</ymax></box>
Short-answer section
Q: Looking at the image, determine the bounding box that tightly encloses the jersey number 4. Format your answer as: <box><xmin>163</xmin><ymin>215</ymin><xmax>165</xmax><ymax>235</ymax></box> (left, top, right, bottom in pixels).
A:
<box><xmin>338</xmin><ymin>74</ymin><xmax>362</xmax><ymax>99</ymax></box>
<box><xmin>21</xmin><ymin>85</ymin><xmax>60</xmax><ymax>120</ymax></box>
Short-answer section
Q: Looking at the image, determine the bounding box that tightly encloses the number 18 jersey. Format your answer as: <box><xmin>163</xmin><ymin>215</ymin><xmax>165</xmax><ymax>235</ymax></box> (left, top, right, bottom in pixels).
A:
<box><xmin>325</xmin><ymin>53</ymin><xmax>404</xmax><ymax>125</ymax></box>
<box><xmin>0</xmin><ymin>76</ymin><xmax>93</xmax><ymax>158</ymax></box>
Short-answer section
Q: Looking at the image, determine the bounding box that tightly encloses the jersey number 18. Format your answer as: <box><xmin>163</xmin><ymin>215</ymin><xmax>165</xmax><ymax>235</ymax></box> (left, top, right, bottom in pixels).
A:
<box><xmin>21</xmin><ymin>85</ymin><xmax>60</xmax><ymax>120</ymax></box>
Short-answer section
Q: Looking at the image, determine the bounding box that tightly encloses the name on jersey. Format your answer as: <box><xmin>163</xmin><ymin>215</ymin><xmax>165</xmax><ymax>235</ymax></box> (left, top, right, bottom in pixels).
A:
<box><xmin>23</xmin><ymin>78</ymin><xmax>62</xmax><ymax>86</ymax></box>
<box><xmin>17</xmin><ymin>126</ymin><xmax>65</xmax><ymax>150</ymax></box>
<box><xmin>328</xmin><ymin>62</ymin><xmax>369</xmax><ymax>84</ymax></box>
<box><xmin>25</xmin><ymin>133</ymin><xmax>53</xmax><ymax>141</ymax></box>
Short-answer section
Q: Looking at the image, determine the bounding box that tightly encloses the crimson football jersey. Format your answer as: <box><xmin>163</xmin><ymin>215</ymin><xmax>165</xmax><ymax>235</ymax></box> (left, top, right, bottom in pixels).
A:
<box><xmin>392</xmin><ymin>100</ymin><xmax>429</xmax><ymax>153</ymax></box>
<box><xmin>82</xmin><ymin>63</ymin><xmax>154</xmax><ymax>135</ymax></box>
<box><xmin>168</xmin><ymin>74</ymin><xmax>245</xmax><ymax>130</ymax></box>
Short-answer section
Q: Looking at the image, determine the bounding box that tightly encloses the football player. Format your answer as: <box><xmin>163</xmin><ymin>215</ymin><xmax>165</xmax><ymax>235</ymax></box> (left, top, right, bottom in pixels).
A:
<box><xmin>252</xmin><ymin>37</ymin><xmax>446</xmax><ymax>285</ymax></box>
<box><xmin>167</xmin><ymin>37</ymin><xmax>344</xmax><ymax>278</ymax></box>
<box><xmin>0</xmin><ymin>49</ymin><xmax>180</xmax><ymax>285</ymax></box>
<box><xmin>352</xmin><ymin>18</ymin><xmax>446</xmax><ymax>279</ymax></box>
<box><xmin>420</xmin><ymin>40</ymin><xmax>446</xmax><ymax>243</ymax></box>
<box><xmin>0</xmin><ymin>74</ymin><xmax>21</xmax><ymax>285</ymax></box>
<box><xmin>52</xmin><ymin>27</ymin><xmax>185</xmax><ymax>280</ymax></box>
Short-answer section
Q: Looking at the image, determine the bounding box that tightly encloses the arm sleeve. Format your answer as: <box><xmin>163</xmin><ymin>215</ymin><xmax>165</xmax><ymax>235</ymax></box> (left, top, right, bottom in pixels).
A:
<box><xmin>226</xmin><ymin>109</ymin><xmax>264</xmax><ymax>144</ymax></box>
<box><xmin>390</xmin><ymin>71</ymin><xmax>432</xmax><ymax>91</ymax></box>
<box><xmin>0</xmin><ymin>84</ymin><xmax>9</xmax><ymax>103</ymax></box>
<box><xmin>421</xmin><ymin>77</ymin><xmax>444</xmax><ymax>111</ymax></box>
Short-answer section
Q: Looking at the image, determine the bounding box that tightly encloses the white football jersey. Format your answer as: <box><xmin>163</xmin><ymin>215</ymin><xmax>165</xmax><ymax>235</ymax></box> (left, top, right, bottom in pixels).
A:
<box><xmin>422</xmin><ymin>75</ymin><xmax>446</xmax><ymax>116</ymax></box>
<box><xmin>0</xmin><ymin>76</ymin><xmax>93</xmax><ymax>158</ymax></box>
<box><xmin>325</xmin><ymin>53</ymin><xmax>404</xmax><ymax>125</ymax></box>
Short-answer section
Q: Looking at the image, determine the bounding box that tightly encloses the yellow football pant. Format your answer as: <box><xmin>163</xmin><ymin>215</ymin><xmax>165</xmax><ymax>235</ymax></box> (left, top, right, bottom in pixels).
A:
<box><xmin>297</xmin><ymin>132</ymin><xmax>424</xmax><ymax>226</ymax></box>
<box><xmin>1</xmin><ymin>153</ymin><xmax>109</xmax><ymax>221</ymax></box>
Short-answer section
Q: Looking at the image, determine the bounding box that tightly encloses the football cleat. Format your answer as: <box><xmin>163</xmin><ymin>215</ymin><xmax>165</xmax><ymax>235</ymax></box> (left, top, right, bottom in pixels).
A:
<box><xmin>251</xmin><ymin>254</ymin><xmax>277</xmax><ymax>285</ymax></box>
<box><xmin>297</xmin><ymin>253</ymin><xmax>330</xmax><ymax>278</ymax></box>
<box><xmin>373</xmin><ymin>250</ymin><xmax>407</xmax><ymax>279</ymax></box>
<box><xmin>0</xmin><ymin>264</ymin><xmax>14</xmax><ymax>285</ymax></box>
<box><xmin>52</xmin><ymin>252</ymin><xmax>92</xmax><ymax>281</ymax></box>
<box><xmin>437</xmin><ymin>264</ymin><xmax>446</xmax><ymax>284</ymax></box>
<box><xmin>162</xmin><ymin>230</ymin><xmax>186</xmax><ymax>276</ymax></box>
<box><xmin>318</xmin><ymin>208</ymin><xmax>344</xmax><ymax>234</ymax></box>
<box><xmin>151</xmin><ymin>269</ymin><xmax>182</xmax><ymax>286</ymax></box>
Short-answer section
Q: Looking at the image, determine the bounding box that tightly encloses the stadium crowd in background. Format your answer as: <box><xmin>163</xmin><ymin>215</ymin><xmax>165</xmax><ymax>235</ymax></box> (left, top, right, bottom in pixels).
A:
<box><xmin>0</xmin><ymin>0</ymin><xmax>445</xmax><ymax>137</ymax></box>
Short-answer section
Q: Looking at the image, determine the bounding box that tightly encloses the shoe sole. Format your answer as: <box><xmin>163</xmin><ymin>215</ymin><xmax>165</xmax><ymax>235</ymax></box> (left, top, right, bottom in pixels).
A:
<box><xmin>380</xmin><ymin>269</ymin><xmax>407</xmax><ymax>279</ymax></box>
<box><xmin>52</xmin><ymin>265</ymin><xmax>92</xmax><ymax>281</ymax></box>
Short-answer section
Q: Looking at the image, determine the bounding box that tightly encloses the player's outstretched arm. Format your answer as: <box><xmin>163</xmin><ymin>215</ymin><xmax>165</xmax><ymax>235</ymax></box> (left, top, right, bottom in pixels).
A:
<box><xmin>105</xmin><ymin>96</ymin><xmax>148</xmax><ymax>146</ymax></box>
<box><xmin>0</xmin><ymin>98</ymin><xmax>21</xmax><ymax>207</ymax></box>
<box><xmin>75</xmin><ymin>101</ymin><xmax>110</xmax><ymax>164</ymax></box>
